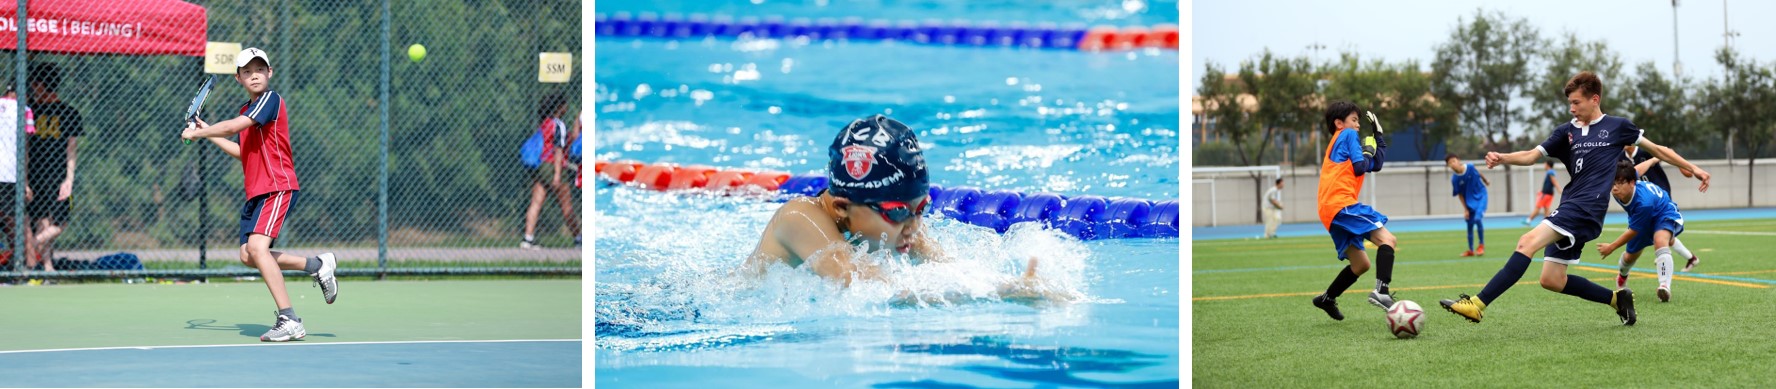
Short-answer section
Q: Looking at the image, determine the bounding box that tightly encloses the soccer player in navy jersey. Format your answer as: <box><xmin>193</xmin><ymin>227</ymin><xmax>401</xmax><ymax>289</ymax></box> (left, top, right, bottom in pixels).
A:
<box><xmin>1439</xmin><ymin>72</ymin><xmax>1711</xmax><ymax>326</ymax></box>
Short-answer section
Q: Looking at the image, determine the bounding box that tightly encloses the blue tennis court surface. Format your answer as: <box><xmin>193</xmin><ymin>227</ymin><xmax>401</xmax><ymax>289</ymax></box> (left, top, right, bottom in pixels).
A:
<box><xmin>1192</xmin><ymin>207</ymin><xmax>1776</xmax><ymax>241</ymax></box>
<box><xmin>0</xmin><ymin>340</ymin><xmax>580</xmax><ymax>387</ymax></box>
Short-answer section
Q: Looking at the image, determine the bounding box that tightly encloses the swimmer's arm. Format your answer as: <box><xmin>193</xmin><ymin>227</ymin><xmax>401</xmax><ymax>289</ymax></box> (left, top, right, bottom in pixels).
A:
<box><xmin>889</xmin><ymin>290</ymin><xmax>974</xmax><ymax>307</ymax></box>
<box><xmin>909</xmin><ymin>223</ymin><xmax>949</xmax><ymax>263</ymax></box>
<box><xmin>889</xmin><ymin>259</ymin><xmax>1068</xmax><ymax>307</ymax></box>
<box><xmin>803</xmin><ymin>246</ymin><xmax>883</xmax><ymax>287</ymax></box>
<box><xmin>776</xmin><ymin>208</ymin><xmax>882</xmax><ymax>287</ymax></box>
<box><xmin>995</xmin><ymin>258</ymin><xmax>1068</xmax><ymax>305</ymax></box>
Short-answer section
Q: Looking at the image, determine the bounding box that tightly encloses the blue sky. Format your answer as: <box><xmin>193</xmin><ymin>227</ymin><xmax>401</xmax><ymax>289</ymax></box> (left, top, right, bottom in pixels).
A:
<box><xmin>1193</xmin><ymin>0</ymin><xmax>1776</xmax><ymax>89</ymax></box>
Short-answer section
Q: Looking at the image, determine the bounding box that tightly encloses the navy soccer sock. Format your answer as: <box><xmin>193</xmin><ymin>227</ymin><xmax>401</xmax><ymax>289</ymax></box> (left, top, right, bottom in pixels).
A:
<box><xmin>1477</xmin><ymin>252</ymin><xmax>1533</xmax><ymax>304</ymax></box>
<box><xmin>1559</xmin><ymin>274</ymin><xmax>1615</xmax><ymax>305</ymax></box>
<box><xmin>1326</xmin><ymin>265</ymin><xmax>1360</xmax><ymax>298</ymax></box>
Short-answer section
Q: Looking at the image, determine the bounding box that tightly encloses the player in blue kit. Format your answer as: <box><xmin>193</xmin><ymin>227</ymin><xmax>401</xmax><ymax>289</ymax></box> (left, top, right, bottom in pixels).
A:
<box><xmin>1446</xmin><ymin>153</ymin><xmax>1490</xmax><ymax>256</ymax></box>
<box><xmin>1624</xmin><ymin>145</ymin><xmax>1702</xmax><ymax>272</ymax></box>
<box><xmin>1596</xmin><ymin>159</ymin><xmax>1687</xmax><ymax>303</ymax></box>
<box><xmin>1439</xmin><ymin>72</ymin><xmax>1711</xmax><ymax>326</ymax></box>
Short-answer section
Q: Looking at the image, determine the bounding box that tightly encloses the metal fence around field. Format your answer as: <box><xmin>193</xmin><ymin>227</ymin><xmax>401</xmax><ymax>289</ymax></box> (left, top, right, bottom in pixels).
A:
<box><xmin>0</xmin><ymin>0</ymin><xmax>582</xmax><ymax>279</ymax></box>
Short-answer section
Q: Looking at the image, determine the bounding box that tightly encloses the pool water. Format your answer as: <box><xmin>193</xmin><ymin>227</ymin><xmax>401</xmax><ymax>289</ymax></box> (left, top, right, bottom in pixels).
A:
<box><xmin>593</xmin><ymin>1</ymin><xmax>1180</xmax><ymax>387</ymax></box>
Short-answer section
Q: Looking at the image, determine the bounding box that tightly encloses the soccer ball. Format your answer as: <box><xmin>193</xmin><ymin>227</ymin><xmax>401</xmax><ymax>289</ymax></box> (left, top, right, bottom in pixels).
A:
<box><xmin>1386</xmin><ymin>300</ymin><xmax>1426</xmax><ymax>338</ymax></box>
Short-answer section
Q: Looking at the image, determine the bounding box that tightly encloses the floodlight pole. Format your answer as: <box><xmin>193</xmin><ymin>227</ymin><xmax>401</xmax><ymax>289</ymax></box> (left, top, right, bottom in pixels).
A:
<box><xmin>1672</xmin><ymin>0</ymin><xmax>1681</xmax><ymax>79</ymax></box>
<box><xmin>1722</xmin><ymin>0</ymin><xmax>1737</xmax><ymax>165</ymax></box>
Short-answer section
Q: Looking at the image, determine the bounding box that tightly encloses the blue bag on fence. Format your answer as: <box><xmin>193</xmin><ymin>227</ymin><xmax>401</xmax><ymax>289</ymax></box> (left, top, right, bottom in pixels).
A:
<box><xmin>94</xmin><ymin>252</ymin><xmax>144</xmax><ymax>271</ymax></box>
<box><xmin>568</xmin><ymin>136</ymin><xmax>581</xmax><ymax>163</ymax></box>
<box><xmin>519</xmin><ymin>130</ymin><xmax>546</xmax><ymax>168</ymax></box>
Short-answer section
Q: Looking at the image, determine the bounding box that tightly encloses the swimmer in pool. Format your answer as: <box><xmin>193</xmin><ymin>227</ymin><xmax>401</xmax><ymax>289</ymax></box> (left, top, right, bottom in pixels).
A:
<box><xmin>742</xmin><ymin>114</ymin><xmax>1056</xmax><ymax>303</ymax></box>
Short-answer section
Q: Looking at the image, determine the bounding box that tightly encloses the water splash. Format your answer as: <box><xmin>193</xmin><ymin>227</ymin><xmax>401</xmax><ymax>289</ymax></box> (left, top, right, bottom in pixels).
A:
<box><xmin>594</xmin><ymin>186</ymin><xmax>1098</xmax><ymax>351</ymax></box>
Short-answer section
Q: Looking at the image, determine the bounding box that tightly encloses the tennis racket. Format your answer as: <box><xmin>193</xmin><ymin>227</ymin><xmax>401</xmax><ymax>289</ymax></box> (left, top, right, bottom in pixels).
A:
<box><xmin>181</xmin><ymin>75</ymin><xmax>215</xmax><ymax>145</ymax></box>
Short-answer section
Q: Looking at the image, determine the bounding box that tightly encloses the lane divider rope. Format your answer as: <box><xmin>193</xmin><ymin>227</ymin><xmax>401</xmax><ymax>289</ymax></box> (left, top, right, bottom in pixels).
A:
<box><xmin>595</xmin><ymin>13</ymin><xmax>1179</xmax><ymax>51</ymax></box>
<box><xmin>596</xmin><ymin>160</ymin><xmax>1179</xmax><ymax>240</ymax></box>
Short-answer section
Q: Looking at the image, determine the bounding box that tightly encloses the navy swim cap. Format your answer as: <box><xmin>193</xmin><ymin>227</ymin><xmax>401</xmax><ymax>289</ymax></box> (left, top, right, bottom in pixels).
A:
<box><xmin>827</xmin><ymin>114</ymin><xmax>929</xmax><ymax>204</ymax></box>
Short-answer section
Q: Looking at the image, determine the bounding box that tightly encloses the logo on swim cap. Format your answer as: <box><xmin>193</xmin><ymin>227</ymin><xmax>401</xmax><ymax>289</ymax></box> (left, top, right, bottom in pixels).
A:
<box><xmin>828</xmin><ymin>114</ymin><xmax>929</xmax><ymax>204</ymax></box>
<box><xmin>841</xmin><ymin>144</ymin><xmax>877</xmax><ymax>180</ymax></box>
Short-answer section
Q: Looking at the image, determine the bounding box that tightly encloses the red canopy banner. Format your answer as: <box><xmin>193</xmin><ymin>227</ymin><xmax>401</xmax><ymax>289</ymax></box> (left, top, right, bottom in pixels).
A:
<box><xmin>0</xmin><ymin>0</ymin><xmax>206</xmax><ymax>56</ymax></box>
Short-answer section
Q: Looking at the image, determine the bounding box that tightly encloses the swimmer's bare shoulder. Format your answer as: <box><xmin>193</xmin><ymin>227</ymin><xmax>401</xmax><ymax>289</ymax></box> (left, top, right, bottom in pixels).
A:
<box><xmin>744</xmin><ymin>197</ymin><xmax>845</xmax><ymax>273</ymax></box>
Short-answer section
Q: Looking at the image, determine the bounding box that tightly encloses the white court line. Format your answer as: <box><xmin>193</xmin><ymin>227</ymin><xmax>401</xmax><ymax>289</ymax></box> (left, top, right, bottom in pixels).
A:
<box><xmin>0</xmin><ymin>338</ymin><xmax>581</xmax><ymax>355</ymax></box>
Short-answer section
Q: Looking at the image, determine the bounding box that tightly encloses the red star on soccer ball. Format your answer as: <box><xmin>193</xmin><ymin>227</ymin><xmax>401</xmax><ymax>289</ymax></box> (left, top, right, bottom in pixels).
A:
<box><xmin>1388</xmin><ymin>304</ymin><xmax>1423</xmax><ymax>335</ymax></box>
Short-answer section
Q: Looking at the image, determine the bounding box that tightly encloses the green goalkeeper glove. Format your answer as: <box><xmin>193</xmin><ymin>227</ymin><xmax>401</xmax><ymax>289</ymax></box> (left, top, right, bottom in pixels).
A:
<box><xmin>1362</xmin><ymin>136</ymin><xmax>1378</xmax><ymax>160</ymax></box>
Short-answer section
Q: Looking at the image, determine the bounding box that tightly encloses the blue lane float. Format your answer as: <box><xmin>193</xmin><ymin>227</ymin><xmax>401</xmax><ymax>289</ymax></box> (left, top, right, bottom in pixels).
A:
<box><xmin>594</xmin><ymin>162</ymin><xmax>1177</xmax><ymax>240</ymax></box>
<box><xmin>595</xmin><ymin>12</ymin><xmax>1179</xmax><ymax>51</ymax></box>
<box><xmin>778</xmin><ymin>174</ymin><xmax>1177</xmax><ymax>240</ymax></box>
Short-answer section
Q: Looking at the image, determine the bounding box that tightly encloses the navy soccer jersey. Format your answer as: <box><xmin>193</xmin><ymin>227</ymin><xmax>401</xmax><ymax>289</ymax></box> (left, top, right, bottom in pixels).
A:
<box><xmin>1541</xmin><ymin>169</ymin><xmax>1557</xmax><ymax>194</ymax></box>
<box><xmin>1451</xmin><ymin>163</ymin><xmax>1488</xmax><ymax>212</ymax></box>
<box><xmin>1536</xmin><ymin>114</ymin><xmax>1643</xmax><ymax>261</ymax></box>
<box><xmin>1628</xmin><ymin>147</ymin><xmax>1673</xmax><ymax>193</ymax></box>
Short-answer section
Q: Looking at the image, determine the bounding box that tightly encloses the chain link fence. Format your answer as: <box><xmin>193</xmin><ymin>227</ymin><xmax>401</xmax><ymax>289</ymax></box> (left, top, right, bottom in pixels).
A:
<box><xmin>1</xmin><ymin>0</ymin><xmax>580</xmax><ymax>279</ymax></box>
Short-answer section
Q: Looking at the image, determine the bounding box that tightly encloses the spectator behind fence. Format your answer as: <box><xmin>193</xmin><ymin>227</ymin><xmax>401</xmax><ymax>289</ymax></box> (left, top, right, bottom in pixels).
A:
<box><xmin>27</xmin><ymin>62</ymin><xmax>79</xmax><ymax>268</ymax></box>
<box><xmin>1</xmin><ymin>84</ymin><xmax>37</xmax><ymax>270</ymax></box>
<box><xmin>519</xmin><ymin>92</ymin><xmax>579</xmax><ymax>249</ymax></box>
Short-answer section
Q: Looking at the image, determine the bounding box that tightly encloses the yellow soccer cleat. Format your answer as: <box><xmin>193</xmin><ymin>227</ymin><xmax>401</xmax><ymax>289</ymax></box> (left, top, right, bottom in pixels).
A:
<box><xmin>1439</xmin><ymin>294</ymin><xmax>1486</xmax><ymax>323</ymax></box>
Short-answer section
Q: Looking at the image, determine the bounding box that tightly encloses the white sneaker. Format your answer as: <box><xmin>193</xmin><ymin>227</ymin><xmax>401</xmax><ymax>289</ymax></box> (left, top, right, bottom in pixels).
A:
<box><xmin>1367</xmin><ymin>290</ymin><xmax>1396</xmax><ymax>309</ymax></box>
<box><xmin>260</xmin><ymin>315</ymin><xmax>306</xmax><ymax>342</ymax></box>
<box><xmin>313</xmin><ymin>253</ymin><xmax>338</xmax><ymax>304</ymax></box>
<box><xmin>521</xmin><ymin>239</ymin><xmax>541</xmax><ymax>250</ymax></box>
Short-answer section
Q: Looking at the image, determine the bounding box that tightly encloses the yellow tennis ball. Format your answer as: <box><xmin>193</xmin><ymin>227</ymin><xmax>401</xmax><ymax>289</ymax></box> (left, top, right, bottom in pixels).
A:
<box><xmin>408</xmin><ymin>44</ymin><xmax>426</xmax><ymax>62</ymax></box>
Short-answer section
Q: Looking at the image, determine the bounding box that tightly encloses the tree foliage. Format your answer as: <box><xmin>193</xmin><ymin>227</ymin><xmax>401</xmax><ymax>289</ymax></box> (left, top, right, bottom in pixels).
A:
<box><xmin>1430</xmin><ymin>9</ymin><xmax>1539</xmax><ymax>151</ymax></box>
<box><xmin>4</xmin><ymin>0</ymin><xmax>581</xmax><ymax>250</ymax></box>
<box><xmin>1529</xmin><ymin>31</ymin><xmax>1624</xmax><ymax>132</ymax></box>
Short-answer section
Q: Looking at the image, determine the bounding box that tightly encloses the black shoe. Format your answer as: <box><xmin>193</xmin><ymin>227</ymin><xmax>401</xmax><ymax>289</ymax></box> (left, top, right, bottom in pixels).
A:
<box><xmin>1612</xmin><ymin>288</ymin><xmax>1637</xmax><ymax>326</ymax></box>
<box><xmin>1313</xmin><ymin>294</ymin><xmax>1344</xmax><ymax>321</ymax></box>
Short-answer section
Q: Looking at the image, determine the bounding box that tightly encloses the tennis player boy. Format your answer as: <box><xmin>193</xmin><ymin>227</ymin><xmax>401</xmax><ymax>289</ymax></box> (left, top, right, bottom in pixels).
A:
<box><xmin>182</xmin><ymin>48</ymin><xmax>339</xmax><ymax>342</ymax></box>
